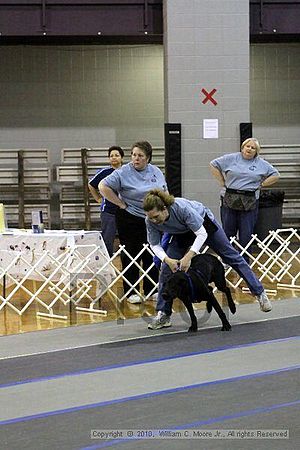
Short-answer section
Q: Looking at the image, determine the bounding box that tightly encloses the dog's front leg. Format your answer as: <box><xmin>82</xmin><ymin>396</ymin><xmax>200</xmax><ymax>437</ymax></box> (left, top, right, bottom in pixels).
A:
<box><xmin>181</xmin><ymin>297</ymin><xmax>198</xmax><ymax>332</ymax></box>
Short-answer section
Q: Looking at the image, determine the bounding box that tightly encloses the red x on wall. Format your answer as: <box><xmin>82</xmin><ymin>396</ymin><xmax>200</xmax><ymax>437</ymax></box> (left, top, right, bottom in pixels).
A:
<box><xmin>201</xmin><ymin>88</ymin><xmax>217</xmax><ymax>106</ymax></box>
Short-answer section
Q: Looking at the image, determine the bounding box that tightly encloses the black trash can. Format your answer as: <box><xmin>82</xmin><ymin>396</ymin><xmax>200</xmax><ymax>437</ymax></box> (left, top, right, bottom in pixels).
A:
<box><xmin>254</xmin><ymin>190</ymin><xmax>285</xmax><ymax>240</ymax></box>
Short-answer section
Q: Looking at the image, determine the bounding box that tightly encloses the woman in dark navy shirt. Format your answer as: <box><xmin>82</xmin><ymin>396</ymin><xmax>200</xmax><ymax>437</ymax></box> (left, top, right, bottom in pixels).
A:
<box><xmin>88</xmin><ymin>146</ymin><xmax>124</xmax><ymax>256</ymax></box>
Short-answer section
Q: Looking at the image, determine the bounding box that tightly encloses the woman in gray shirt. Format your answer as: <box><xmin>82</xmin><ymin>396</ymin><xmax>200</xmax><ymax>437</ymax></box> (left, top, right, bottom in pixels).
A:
<box><xmin>210</xmin><ymin>138</ymin><xmax>279</xmax><ymax>262</ymax></box>
<box><xmin>100</xmin><ymin>141</ymin><xmax>167</xmax><ymax>304</ymax></box>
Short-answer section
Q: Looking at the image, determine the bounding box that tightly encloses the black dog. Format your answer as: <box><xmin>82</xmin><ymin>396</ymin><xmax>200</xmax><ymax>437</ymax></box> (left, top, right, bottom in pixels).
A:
<box><xmin>162</xmin><ymin>254</ymin><xmax>236</xmax><ymax>332</ymax></box>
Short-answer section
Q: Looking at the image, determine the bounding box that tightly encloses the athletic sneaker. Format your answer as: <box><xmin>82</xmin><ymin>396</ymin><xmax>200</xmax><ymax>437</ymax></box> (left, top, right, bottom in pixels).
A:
<box><xmin>148</xmin><ymin>311</ymin><xmax>172</xmax><ymax>330</ymax></box>
<box><xmin>256</xmin><ymin>290</ymin><xmax>272</xmax><ymax>312</ymax></box>
<box><xmin>127</xmin><ymin>294</ymin><xmax>142</xmax><ymax>304</ymax></box>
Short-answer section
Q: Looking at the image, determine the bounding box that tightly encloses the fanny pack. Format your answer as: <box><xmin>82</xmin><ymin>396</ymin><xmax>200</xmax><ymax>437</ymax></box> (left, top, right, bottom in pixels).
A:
<box><xmin>223</xmin><ymin>188</ymin><xmax>257</xmax><ymax>211</ymax></box>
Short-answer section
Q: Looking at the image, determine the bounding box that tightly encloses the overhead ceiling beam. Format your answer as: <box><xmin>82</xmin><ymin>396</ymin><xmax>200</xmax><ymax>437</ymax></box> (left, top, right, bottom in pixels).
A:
<box><xmin>0</xmin><ymin>0</ymin><xmax>163</xmax><ymax>44</ymax></box>
<box><xmin>250</xmin><ymin>0</ymin><xmax>300</xmax><ymax>42</ymax></box>
<box><xmin>0</xmin><ymin>1</ymin><xmax>299</xmax><ymax>45</ymax></box>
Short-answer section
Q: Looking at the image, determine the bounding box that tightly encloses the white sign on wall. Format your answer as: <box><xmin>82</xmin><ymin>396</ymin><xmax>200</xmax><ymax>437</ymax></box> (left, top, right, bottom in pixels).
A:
<box><xmin>203</xmin><ymin>119</ymin><xmax>218</xmax><ymax>139</ymax></box>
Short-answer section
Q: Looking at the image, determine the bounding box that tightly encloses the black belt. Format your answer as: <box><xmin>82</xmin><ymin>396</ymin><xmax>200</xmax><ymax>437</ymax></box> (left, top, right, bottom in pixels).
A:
<box><xmin>226</xmin><ymin>188</ymin><xmax>255</xmax><ymax>197</ymax></box>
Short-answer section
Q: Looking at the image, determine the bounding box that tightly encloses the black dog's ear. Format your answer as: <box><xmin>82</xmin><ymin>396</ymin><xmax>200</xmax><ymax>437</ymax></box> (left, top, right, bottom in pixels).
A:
<box><xmin>162</xmin><ymin>272</ymin><xmax>189</xmax><ymax>302</ymax></box>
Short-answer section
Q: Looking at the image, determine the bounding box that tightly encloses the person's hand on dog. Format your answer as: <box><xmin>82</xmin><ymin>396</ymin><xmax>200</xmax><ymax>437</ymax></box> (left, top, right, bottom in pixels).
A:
<box><xmin>179</xmin><ymin>250</ymin><xmax>196</xmax><ymax>272</ymax></box>
<box><xmin>164</xmin><ymin>256</ymin><xmax>181</xmax><ymax>273</ymax></box>
<box><xmin>179</xmin><ymin>257</ymin><xmax>191</xmax><ymax>272</ymax></box>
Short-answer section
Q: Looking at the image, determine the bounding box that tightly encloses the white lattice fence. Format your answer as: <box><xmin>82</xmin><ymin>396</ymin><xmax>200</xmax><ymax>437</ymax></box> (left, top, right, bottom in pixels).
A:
<box><xmin>0</xmin><ymin>228</ymin><xmax>299</xmax><ymax>320</ymax></box>
<box><xmin>223</xmin><ymin>228</ymin><xmax>300</xmax><ymax>294</ymax></box>
<box><xmin>0</xmin><ymin>231</ymin><xmax>115</xmax><ymax>319</ymax></box>
<box><xmin>67</xmin><ymin>228</ymin><xmax>300</xmax><ymax>317</ymax></box>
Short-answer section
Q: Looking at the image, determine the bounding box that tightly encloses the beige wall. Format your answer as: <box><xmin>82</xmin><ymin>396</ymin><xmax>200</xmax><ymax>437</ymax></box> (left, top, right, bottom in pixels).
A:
<box><xmin>251</xmin><ymin>43</ymin><xmax>300</xmax><ymax>144</ymax></box>
<box><xmin>0</xmin><ymin>44</ymin><xmax>164</xmax><ymax>164</ymax></box>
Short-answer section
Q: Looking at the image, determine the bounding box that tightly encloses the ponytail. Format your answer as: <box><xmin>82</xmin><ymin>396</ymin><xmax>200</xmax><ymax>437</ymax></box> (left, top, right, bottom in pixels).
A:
<box><xmin>143</xmin><ymin>188</ymin><xmax>174</xmax><ymax>211</ymax></box>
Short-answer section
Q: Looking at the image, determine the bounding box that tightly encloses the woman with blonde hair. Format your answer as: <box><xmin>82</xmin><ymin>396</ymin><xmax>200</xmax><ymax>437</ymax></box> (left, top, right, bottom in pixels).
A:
<box><xmin>144</xmin><ymin>188</ymin><xmax>272</xmax><ymax>330</ymax></box>
<box><xmin>210</xmin><ymin>138</ymin><xmax>279</xmax><ymax>262</ymax></box>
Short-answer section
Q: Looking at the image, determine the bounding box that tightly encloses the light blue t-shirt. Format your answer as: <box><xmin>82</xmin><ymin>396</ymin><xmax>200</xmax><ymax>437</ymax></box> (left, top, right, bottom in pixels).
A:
<box><xmin>210</xmin><ymin>153</ymin><xmax>279</xmax><ymax>198</ymax></box>
<box><xmin>103</xmin><ymin>162</ymin><xmax>167</xmax><ymax>218</ymax></box>
<box><xmin>146</xmin><ymin>198</ymin><xmax>215</xmax><ymax>246</ymax></box>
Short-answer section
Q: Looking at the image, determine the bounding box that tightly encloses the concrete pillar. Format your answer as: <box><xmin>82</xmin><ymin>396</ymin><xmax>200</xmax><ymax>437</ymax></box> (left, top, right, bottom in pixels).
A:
<box><xmin>164</xmin><ymin>0</ymin><xmax>250</xmax><ymax>218</ymax></box>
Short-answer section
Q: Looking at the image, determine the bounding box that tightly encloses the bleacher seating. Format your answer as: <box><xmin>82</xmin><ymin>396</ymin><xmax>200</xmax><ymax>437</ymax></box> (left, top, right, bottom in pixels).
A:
<box><xmin>55</xmin><ymin>147</ymin><xmax>165</xmax><ymax>230</ymax></box>
<box><xmin>0</xmin><ymin>149</ymin><xmax>51</xmax><ymax>228</ymax></box>
<box><xmin>0</xmin><ymin>145</ymin><xmax>298</xmax><ymax>230</ymax></box>
<box><xmin>261</xmin><ymin>144</ymin><xmax>300</xmax><ymax>229</ymax></box>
